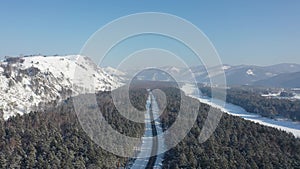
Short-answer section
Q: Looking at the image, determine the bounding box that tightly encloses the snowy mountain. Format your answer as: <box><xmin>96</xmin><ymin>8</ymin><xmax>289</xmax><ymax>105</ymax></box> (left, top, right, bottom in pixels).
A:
<box><xmin>103</xmin><ymin>66</ymin><xmax>127</xmax><ymax>83</ymax></box>
<box><xmin>254</xmin><ymin>71</ymin><xmax>300</xmax><ymax>88</ymax></box>
<box><xmin>103</xmin><ymin>66</ymin><xmax>127</xmax><ymax>77</ymax></box>
<box><xmin>221</xmin><ymin>63</ymin><xmax>300</xmax><ymax>86</ymax></box>
<box><xmin>114</xmin><ymin>63</ymin><xmax>300</xmax><ymax>87</ymax></box>
<box><xmin>0</xmin><ymin>55</ymin><xmax>120</xmax><ymax>120</ymax></box>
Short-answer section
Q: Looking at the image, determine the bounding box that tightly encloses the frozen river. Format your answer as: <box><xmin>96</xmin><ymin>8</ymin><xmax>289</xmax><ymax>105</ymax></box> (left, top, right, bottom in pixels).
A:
<box><xmin>197</xmin><ymin>96</ymin><xmax>300</xmax><ymax>138</ymax></box>
<box><xmin>182</xmin><ymin>83</ymin><xmax>300</xmax><ymax>138</ymax></box>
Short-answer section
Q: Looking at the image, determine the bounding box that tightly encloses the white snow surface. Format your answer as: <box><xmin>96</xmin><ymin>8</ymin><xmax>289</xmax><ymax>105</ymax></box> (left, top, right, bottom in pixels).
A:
<box><xmin>265</xmin><ymin>72</ymin><xmax>276</xmax><ymax>77</ymax></box>
<box><xmin>181</xmin><ymin>83</ymin><xmax>300</xmax><ymax>138</ymax></box>
<box><xmin>130</xmin><ymin>92</ymin><xmax>165</xmax><ymax>169</ymax></box>
<box><xmin>222</xmin><ymin>65</ymin><xmax>231</xmax><ymax>70</ymax></box>
<box><xmin>293</xmin><ymin>94</ymin><xmax>300</xmax><ymax>100</ymax></box>
<box><xmin>196</xmin><ymin>97</ymin><xmax>300</xmax><ymax>138</ymax></box>
<box><xmin>246</xmin><ymin>69</ymin><xmax>255</xmax><ymax>76</ymax></box>
<box><xmin>103</xmin><ymin>66</ymin><xmax>126</xmax><ymax>76</ymax></box>
<box><xmin>168</xmin><ymin>66</ymin><xmax>181</xmax><ymax>73</ymax></box>
<box><xmin>0</xmin><ymin>55</ymin><xmax>120</xmax><ymax>120</ymax></box>
<box><xmin>261</xmin><ymin>92</ymin><xmax>281</xmax><ymax>97</ymax></box>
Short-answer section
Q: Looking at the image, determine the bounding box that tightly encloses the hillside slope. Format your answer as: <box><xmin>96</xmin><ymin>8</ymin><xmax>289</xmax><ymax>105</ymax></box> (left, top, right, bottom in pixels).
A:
<box><xmin>0</xmin><ymin>55</ymin><xmax>120</xmax><ymax>120</ymax></box>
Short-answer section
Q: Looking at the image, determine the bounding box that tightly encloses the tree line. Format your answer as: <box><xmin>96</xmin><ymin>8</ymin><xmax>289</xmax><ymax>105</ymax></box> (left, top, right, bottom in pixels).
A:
<box><xmin>199</xmin><ymin>86</ymin><xmax>300</xmax><ymax>121</ymax></box>
<box><xmin>0</xmin><ymin>87</ymin><xmax>147</xmax><ymax>168</ymax></box>
<box><xmin>157</xmin><ymin>87</ymin><xmax>300</xmax><ymax>168</ymax></box>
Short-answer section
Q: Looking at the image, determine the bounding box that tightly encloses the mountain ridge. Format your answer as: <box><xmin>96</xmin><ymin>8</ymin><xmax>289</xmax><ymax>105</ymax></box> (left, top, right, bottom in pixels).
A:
<box><xmin>0</xmin><ymin>55</ymin><xmax>120</xmax><ymax>120</ymax></box>
<box><xmin>111</xmin><ymin>63</ymin><xmax>300</xmax><ymax>87</ymax></box>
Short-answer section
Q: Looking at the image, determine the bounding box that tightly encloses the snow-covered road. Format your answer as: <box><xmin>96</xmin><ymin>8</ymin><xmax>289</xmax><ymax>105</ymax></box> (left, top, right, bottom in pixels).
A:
<box><xmin>130</xmin><ymin>92</ymin><xmax>165</xmax><ymax>169</ymax></box>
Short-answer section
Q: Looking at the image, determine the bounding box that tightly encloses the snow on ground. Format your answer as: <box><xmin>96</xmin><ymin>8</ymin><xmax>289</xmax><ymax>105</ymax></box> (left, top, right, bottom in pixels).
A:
<box><xmin>168</xmin><ymin>66</ymin><xmax>181</xmax><ymax>73</ymax></box>
<box><xmin>293</xmin><ymin>94</ymin><xmax>300</xmax><ymax>100</ymax></box>
<box><xmin>181</xmin><ymin>83</ymin><xmax>300</xmax><ymax>138</ymax></box>
<box><xmin>246</xmin><ymin>69</ymin><xmax>255</xmax><ymax>76</ymax></box>
<box><xmin>222</xmin><ymin>65</ymin><xmax>231</xmax><ymax>70</ymax></box>
<box><xmin>21</xmin><ymin>55</ymin><xmax>120</xmax><ymax>91</ymax></box>
<box><xmin>130</xmin><ymin>94</ymin><xmax>153</xmax><ymax>169</ymax></box>
<box><xmin>261</xmin><ymin>92</ymin><xmax>300</xmax><ymax>100</ymax></box>
<box><xmin>181</xmin><ymin>83</ymin><xmax>199</xmax><ymax>96</ymax></box>
<box><xmin>103</xmin><ymin>66</ymin><xmax>126</xmax><ymax>76</ymax></box>
<box><xmin>197</xmin><ymin>97</ymin><xmax>300</xmax><ymax>138</ymax></box>
<box><xmin>261</xmin><ymin>92</ymin><xmax>281</xmax><ymax>97</ymax></box>
<box><xmin>129</xmin><ymin>92</ymin><xmax>165</xmax><ymax>169</ymax></box>
<box><xmin>0</xmin><ymin>55</ymin><xmax>121</xmax><ymax>120</ymax></box>
<box><xmin>265</xmin><ymin>72</ymin><xmax>276</xmax><ymax>77</ymax></box>
<box><xmin>151</xmin><ymin>93</ymin><xmax>165</xmax><ymax>169</ymax></box>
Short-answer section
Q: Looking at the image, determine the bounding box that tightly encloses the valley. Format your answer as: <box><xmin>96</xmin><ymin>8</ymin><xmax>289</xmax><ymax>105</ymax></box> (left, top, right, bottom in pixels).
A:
<box><xmin>2</xmin><ymin>2</ymin><xmax>300</xmax><ymax>168</ymax></box>
<box><xmin>129</xmin><ymin>91</ymin><xmax>165</xmax><ymax>169</ymax></box>
<box><xmin>0</xmin><ymin>55</ymin><xmax>299</xmax><ymax>168</ymax></box>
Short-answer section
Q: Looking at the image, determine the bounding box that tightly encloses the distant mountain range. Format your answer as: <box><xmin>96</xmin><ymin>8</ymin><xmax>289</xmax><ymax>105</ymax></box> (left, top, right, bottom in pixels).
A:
<box><xmin>211</xmin><ymin>63</ymin><xmax>300</xmax><ymax>87</ymax></box>
<box><xmin>254</xmin><ymin>71</ymin><xmax>300</xmax><ymax>88</ymax></box>
<box><xmin>105</xmin><ymin>63</ymin><xmax>300</xmax><ymax>88</ymax></box>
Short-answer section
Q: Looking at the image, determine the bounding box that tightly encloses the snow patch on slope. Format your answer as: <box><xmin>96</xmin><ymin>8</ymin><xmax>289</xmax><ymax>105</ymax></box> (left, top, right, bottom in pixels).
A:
<box><xmin>169</xmin><ymin>66</ymin><xmax>181</xmax><ymax>73</ymax></box>
<box><xmin>246</xmin><ymin>69</ymin><xmax>255</xmax><ymax>76</ymax></box>
<box><xmin>222</xmin><ymin>65</ymin><xmax>231</xmax><ymax>70</ymax></box>
<box><xmin>265</xmin><ymin>72</ymin><xmax>276</xmax><ymax>77</ymax></box>
<box><xmin>0</xmin><ymin>55</ymin><xmax>120</xmax><ymax>120</ymax></box>
<box><xmin>104</xmin><ymin>66</ymin><xmax>126</xmax><ymax>76</ymax></box>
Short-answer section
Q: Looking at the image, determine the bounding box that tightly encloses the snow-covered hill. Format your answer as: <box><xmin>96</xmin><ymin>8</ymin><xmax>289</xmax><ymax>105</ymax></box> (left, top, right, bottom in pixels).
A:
<box><xmin>0</xmin><ymin>55</ymin><xmax>120</xmax><ymax>120</ymax></box>
<box><xmin>117</xmin><ymin>63</ymin><xmax>300</xmax><ymax>87</ymax></box>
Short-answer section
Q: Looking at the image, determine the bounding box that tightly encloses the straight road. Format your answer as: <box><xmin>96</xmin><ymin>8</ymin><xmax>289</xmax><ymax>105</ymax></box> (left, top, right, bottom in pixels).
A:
<box><xmin>130</xmin><ymin>92</ymin><xmax>164</xmax><ymax>169</ymax></box>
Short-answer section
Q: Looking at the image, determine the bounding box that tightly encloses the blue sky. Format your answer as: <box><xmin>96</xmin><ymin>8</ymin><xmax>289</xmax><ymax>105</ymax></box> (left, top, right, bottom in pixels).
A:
<box><xmin>0</xmin><ymin>1</ymin><xmax>300</xmax><ymax>66</ymax></box>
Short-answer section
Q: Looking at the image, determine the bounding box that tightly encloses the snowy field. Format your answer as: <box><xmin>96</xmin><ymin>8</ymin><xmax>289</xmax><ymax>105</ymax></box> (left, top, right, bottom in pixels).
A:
<box><xmin>181</xmin><ymin>83</ymin><xmax>300</xmax><ymax>138</ymax></box>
